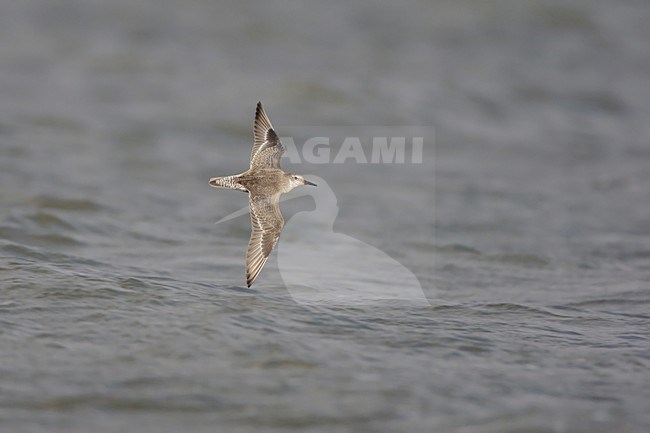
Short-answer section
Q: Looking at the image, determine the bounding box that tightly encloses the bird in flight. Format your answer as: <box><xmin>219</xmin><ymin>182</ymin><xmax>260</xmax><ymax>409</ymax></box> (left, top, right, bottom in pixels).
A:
<box><xmin>210</xmin><ymin>102</ymin><xmax>317</xmax><ymax>287</ymax></box>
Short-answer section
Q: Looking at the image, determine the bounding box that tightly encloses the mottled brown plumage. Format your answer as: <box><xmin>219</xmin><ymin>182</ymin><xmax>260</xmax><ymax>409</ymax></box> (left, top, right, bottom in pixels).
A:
<box><xmin>209</xmin><ymin>102</ymin><xmax>316</xmax><ymax>287</ymax></box>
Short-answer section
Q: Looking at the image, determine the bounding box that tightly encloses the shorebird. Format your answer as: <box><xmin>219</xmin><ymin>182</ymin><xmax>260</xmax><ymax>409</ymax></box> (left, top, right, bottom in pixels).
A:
<box><xmin>209</xmin><ymin>102</ymin><xmax>317</xmax><ymax>287</ymax></box>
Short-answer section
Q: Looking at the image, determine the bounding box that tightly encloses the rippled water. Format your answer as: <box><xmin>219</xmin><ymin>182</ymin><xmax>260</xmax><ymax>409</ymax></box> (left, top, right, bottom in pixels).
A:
<box><xmin>1</xmin><ymin>0</ymin><xmax>649</xmax><ymax>432</ymax></box>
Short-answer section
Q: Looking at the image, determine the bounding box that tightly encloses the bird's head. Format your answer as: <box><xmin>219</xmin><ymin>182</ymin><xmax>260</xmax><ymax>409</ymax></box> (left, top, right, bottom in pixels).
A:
<box><xmin>288</xmin><ymin>174</ymin><xmax>317</xmax><ymax>189</ymax></box>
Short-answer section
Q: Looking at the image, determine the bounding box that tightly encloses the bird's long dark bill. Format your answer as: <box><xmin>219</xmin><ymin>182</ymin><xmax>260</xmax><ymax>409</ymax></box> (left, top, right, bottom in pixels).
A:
<box><xmin>304</xmin><ymin>180</ymin><xmax>317</xmax><ymax>186</ymax></box>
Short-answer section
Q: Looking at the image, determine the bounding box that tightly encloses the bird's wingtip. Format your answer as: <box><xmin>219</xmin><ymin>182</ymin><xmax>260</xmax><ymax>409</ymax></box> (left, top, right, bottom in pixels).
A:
<box><xmin>255</xmin><ymin>101</ymin><xmax>264</xmax><ymax>118</ymax></box>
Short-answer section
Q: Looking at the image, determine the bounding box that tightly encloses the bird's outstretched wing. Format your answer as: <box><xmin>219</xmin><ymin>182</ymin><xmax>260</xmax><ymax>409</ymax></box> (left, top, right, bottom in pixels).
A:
<box><xmin>246</xmin><ymin>193</ymin><xmax>284</xmax><ymax>287</ymax></box>
<box><xmin>250</xmin><ymin>101</ymin><xmax>284</xmax><ymax>169</ymax></box>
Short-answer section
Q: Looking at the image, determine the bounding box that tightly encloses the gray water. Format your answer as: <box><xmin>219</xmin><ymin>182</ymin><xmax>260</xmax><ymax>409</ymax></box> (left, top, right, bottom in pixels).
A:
<box><xmin>1</xmin><ymin>0</ymin><xmax>649</xmax><ymax>432</ymax></box>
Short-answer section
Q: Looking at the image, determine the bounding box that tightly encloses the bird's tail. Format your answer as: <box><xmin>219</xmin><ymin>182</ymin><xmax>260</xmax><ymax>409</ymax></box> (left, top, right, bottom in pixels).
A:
<box><xmin>209</xmin><ymin>175</ymin><xmax>248</xmax><ymax>192</ymax></box>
